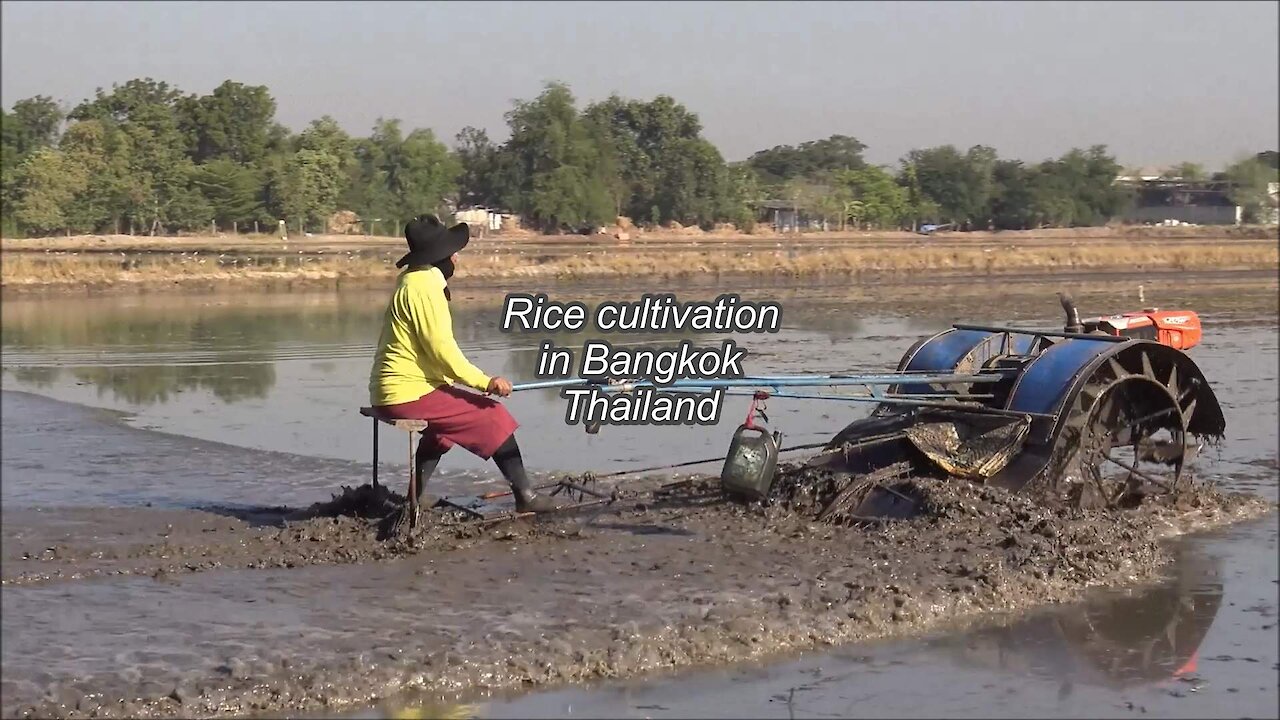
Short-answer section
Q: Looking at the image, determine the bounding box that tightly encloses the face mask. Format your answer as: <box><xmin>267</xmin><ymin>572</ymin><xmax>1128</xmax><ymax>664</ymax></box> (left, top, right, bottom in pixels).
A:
<box><xmin>434</xmin><ymin>257</ymin><xmax>454</xmax><ymax>301</ymax></box>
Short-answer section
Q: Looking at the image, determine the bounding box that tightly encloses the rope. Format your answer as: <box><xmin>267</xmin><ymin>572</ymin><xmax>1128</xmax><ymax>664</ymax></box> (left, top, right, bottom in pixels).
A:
<box><xmin>575</xmin><ymin>439</ymin><xmax>831</xmax><ymax>482</ymax></box>
<box><xmin>482</xmin><ymin>439</ymin><xmax>833</xmax><ymax>500</ymax></box>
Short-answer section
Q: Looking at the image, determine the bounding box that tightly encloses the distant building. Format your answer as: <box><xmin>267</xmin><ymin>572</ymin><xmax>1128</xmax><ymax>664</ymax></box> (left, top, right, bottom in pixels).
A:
<box><xmin>1116</xmin><ymin>179</ymin><xmax>1243</xmax><ymax>226</ymax></box>
<box><xmin>753</xmin><ymin>200</ymin><xmax>826</xmax><ymax>232</ymax></box>
<box><xmin>1115</xmin><ymin>166</ymin><xmax>1167</xmax><ymax>183</ymax></box>
<box><xmin>452</xmin><ymin>207</ymin><xmax>516</xmax><ymax>236</ymax></box>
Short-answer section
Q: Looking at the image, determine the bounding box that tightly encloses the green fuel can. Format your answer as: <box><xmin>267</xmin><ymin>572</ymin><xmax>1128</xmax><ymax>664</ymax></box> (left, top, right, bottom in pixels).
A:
<box><xmin>720</xmin><ymin>424</ymin><xmax>782</xmax><ymax>501</ymax></box>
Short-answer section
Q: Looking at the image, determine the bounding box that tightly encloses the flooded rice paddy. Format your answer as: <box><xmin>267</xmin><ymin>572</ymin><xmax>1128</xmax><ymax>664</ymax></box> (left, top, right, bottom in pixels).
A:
<box><xmin>1</xmin><ymin>273</ymin><xmax>1276</xmax><ymax>718</ymax></box>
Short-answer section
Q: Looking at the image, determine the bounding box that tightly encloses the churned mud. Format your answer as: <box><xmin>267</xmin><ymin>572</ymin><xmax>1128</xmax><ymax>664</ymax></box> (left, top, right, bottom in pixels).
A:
<box><xmin>3</xmin><ymin>462</ymin><xmax>1273</xmax><ymax>719</ymax></box>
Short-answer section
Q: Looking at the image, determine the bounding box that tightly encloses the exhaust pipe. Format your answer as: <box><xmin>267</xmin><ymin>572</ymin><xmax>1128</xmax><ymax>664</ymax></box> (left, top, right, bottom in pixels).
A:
<box><xmin>1058</xmin><ymin>292</ymin><xmax>1083</xmax><ymax>334</ymax></box>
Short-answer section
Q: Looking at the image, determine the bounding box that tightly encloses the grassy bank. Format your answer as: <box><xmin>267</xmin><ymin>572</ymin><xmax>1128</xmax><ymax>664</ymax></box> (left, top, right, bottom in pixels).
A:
<box><xmin>2</xmin><ymin>227</ymin><xmax>1276</xmax><ymax>294</ymax></box>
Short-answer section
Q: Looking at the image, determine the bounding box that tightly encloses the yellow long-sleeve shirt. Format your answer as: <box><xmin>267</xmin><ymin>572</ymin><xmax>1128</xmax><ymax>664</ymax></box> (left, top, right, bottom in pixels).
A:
<box><xmin>368</xmin><ymin>267</ymin><xmax>491</xmax><ymax>406</ymax></box>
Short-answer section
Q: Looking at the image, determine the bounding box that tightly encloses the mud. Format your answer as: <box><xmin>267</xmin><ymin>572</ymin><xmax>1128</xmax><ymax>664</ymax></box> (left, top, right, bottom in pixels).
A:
<box><xmin>3</xmin><ymin>462</ymin><xmax>1272</xmax><ymax>718</ymax></box>
<box><xmin>463</xmin><ymin>518</ymin><xmax>1277</xmax><ymax>719</ymax></box>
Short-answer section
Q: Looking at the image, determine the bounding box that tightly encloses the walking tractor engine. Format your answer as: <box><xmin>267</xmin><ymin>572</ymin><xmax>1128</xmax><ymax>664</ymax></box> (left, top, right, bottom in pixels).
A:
<box><xmin>1082</xmin><ymin>309</ymin><xmax>1202</xmax><ymax>351</ymax></box>
<box><xmin>706</xmin><ymin>291</ymin><xmax>1225</xmax><ymax>518</ymax></box>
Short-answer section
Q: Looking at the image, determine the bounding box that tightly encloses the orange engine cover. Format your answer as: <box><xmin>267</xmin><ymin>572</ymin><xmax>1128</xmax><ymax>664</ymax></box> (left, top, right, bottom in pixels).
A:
<box><xmin>1090</xmin><ymin>309</ymin><xmax>1202</xmax><ymax>350</ymax></box>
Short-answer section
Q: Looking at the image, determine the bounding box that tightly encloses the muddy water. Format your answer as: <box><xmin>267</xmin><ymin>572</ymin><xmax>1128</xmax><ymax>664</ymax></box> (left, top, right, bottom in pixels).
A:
<box><xmin>1</xmin><ymin>273</ymin><xmax>1276</xmax><ymax>718</ymax></box>
<box><xmin>461</xmin><ymin>524</ymin><xmax>1279</xmax><ymax>720</ymax></box>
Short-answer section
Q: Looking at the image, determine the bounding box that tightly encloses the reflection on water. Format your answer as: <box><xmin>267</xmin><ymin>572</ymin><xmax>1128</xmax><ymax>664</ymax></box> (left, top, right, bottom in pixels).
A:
<box><xmin>454</xmin><ymin>535</ymin><xmax>1267</xmax><ymax>720</ymax></box>
<box><xmin>1</xmin><ymin>292</ymin><xmax>385</xmax><ymax>407</ymax></box>
<box><xmin>0</xmin><ymin>291</ymin><xmax>780</xmax><ymax>409</ymax></box>
<box><xmin>9</xmin><ymin>363</ymin><xmax>277</xmax><ymax>405</ymax></box>
<box><xmin>935</xmin><ymin>545</ymin><xmax>1222</xmax><ymax>693</ymax></box>
<box><xmin>4</xmin><ymin>281</ymin><xmax>1269</xmax><ymax>412</ymax></box>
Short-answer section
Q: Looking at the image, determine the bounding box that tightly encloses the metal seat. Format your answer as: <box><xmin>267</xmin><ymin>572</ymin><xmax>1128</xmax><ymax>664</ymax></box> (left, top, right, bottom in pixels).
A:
<box><xmin>359</xmin><ymin>406</ymin><xmax>428</xmax><ymax>527</ymax></box>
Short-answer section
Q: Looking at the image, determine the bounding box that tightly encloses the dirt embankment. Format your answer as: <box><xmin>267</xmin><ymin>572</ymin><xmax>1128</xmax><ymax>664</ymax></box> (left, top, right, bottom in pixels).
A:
<box><xmin>2</xmin><ymin>226</ymin><xmax>1276</xmax><ymax>295</ymax></box>
<box><xmin>3</xmin><ymin>467</ymin><xmax>1273</xmax><ymax>720</ymax></box>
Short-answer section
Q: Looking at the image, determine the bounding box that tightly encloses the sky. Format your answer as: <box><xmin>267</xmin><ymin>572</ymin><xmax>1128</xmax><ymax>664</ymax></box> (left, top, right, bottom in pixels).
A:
<box><xmin>2</xmin><ymin>1</ymin><xmax>1277</xmax><ymax>170</ymax></box>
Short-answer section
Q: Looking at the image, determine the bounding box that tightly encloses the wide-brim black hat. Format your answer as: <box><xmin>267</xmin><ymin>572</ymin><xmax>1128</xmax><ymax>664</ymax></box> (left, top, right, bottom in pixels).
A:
<box><xmin>396</xmin><ymin>214</ymin><xmax>471</xmax><ymax>269</ymax></box>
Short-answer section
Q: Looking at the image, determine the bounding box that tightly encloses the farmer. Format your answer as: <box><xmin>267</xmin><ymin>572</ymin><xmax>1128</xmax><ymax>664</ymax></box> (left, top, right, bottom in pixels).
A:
<box><xmin>368</xmin><ymin>214</ymin><xmax>557</xmax><ymax>532</ymax></box>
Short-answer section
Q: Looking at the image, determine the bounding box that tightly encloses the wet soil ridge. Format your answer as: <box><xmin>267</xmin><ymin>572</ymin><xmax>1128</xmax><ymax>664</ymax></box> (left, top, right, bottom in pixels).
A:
<box><xmin>5</xmin><ymin>470</ymin><xmax>1273</xmax><ymax>719</ymax></box>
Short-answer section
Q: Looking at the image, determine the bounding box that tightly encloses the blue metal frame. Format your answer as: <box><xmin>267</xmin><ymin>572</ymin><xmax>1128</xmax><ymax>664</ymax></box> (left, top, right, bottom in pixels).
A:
<box><xmin>1004</xmin><ymin>337</ymin><xmax>1115</xmax><ymax>419</ymax></box>
<box><xmin>894</xmin><ymin>328</ymin><xmax>1037</xmax><ymax>395</ymax></box>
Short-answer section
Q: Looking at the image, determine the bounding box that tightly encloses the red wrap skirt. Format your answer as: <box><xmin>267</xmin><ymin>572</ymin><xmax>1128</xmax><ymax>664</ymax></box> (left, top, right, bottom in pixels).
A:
<box><xmin>373</xmin><ymin>385</ymin><xmax>518</xmax><ymax>459</ymax></box>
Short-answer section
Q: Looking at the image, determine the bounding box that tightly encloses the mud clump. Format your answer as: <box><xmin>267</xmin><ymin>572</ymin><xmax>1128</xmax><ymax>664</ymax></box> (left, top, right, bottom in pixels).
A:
<box><xmin>293</xmin><ymin>482</ymin><xmax>405</xmax><ymax>520</ymax></box>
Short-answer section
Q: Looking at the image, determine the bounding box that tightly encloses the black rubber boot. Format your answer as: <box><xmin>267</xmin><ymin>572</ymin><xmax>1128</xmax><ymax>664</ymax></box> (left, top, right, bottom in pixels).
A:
<box><xmin>493</xmin><ymin>435</ymin><xmax>558</xmax><ymax>514</ymax></box>
<box><xmin>413</xmin><ymin>442</ymin><xmax>445</xmax><ymax>506</ymax></box>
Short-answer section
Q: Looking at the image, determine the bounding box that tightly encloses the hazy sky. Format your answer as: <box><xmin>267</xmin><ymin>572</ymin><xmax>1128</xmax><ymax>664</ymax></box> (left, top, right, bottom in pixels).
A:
<box><xmin>2</xmin><ymin>1</ymin><xmax>1276</xmax><ymax>170</ymax></box>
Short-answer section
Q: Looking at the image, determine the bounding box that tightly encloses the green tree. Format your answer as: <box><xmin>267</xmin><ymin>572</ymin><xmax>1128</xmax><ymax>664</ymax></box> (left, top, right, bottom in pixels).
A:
<box><xmin>529</xmin><ymin>165</ymin><xmax>612</xmax><ymax>230</ymax></box>
<box><xmin>349</xmin><ymin>118</ymin><xmax>461</xmax><ymax>224</ymax></box>
<box><xmin>988</xmin><ymin>159</ymin><xmax>1037</xmax><ymax>230</ymax></box>
<box><xmin>281</xmin><ymin>149</ymin><xmax>343</xmax><ymax>229</ymax></box>
<box><xmin>297</xmin><ymin>116</ymin><xmax>355</xmax><ymax>169</ymax></box>
<box><xmin>896</xmin><ymin>161</ymin><xmax>939</xmax><ymax>230</ymax></box>
<box><xmin>119</xmin><ymin>102</ymin><xmax>203</xmax><ymax>232</ymax></box>
<box><xmin>499</xmin><ymin>82</ymin><xmax>614</xmax><ymax>231</ymax></box>
<box><xmin>904</xmin><ymin>144</ymin><xmax>1000</xmax><ymax>229</ymax></box>
<box><xmin>583</xmin><ymin>93</ymin><xmax>738</xmax><ymax>225</ymax></box>
<box><xmin>2</xmin><ymin>97</ymin><xmax>66</xmax><ymax>231</ymax></box>
<box><xmin>393</xmin><ymin>128</ymin><xmax>459</xmax><ymax>218</ymax></box>
<box><xmin>65</xmin><ymin>78</ymin><xmax>205</xmax><ymax>233</ymax></box>
<box><xmin>5</xmin><ymin>96</ymin><xmax>64</xmax><ymax>155</ymax></box>
<box><xmin>177</xmin><ymin>80</ymin><xmax>278</xmax><ymax>164</ymax></box>
<box><xmin>721</xmin><ymin>162</ymin><xmax>762</xmax><ymax>230</ymax></box>
<box><xmin>1224</xmin><ymin>156</ymin><xmax>1280</xmax><ymax>223</ymax></box>
<box><xmin>834</xmin><ymin>166</ymin><xmax>909</xmax><ymax>229</ymax></box>
<box><xmin>747</xmin><ymin>134</ymin><xmax>867</xmax><ymax>185</ymax></box>
<box><xmin>58</xmin><ymin>119</ymin><xmax>134</xmax><ymax>232</ymax></box>
<box><xmin>69</xmin><ymin>78</ymin><xmax>186</xmax><ymax>124</ymax></box>
<box><xmin>190</xmin><ymin>159</ymin><xmax>263</xmax><ymax>227</ymax></box>
<box><xmin>288</xmin><ymin>116</ymin><xmax>357</xmax><ymax>225</ymax></box>
<box><xmin>1026</xmin><ymin>146</ymin><xmax>1126</xmax><ymax>228</ymax></box>
<box><xmin>654</xmin><ymin>137</ymin><xmax>732</xmax><ymax>227</ymax></box>
<box><xmin>581</xmin><ymin>95</ymin><xmax>647</xmax><ymax>217</ymax></box>
<box><xmin>454</xmin><ymin>126</ymin><xmax>501</xmax><ymax>207</ymax></box>
<box><xmin>12</xmin><ymin>148</ymin><xmax>87</xmax><ymax>234</ymax></box>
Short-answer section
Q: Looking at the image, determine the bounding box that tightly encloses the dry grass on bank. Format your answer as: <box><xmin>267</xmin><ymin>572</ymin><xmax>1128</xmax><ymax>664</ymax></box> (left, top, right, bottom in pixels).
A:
<box><xmin>2</xmin><ymin>240</ymin><xmax>1276</xmax><ymax>292</ymax></box>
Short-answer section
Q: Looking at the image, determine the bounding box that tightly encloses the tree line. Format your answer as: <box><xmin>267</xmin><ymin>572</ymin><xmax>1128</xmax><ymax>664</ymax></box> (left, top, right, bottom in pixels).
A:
<box><xmin>2</xmin><ymin>78</ymin><xmax>1276</xmax><ymax>237</ymax></box>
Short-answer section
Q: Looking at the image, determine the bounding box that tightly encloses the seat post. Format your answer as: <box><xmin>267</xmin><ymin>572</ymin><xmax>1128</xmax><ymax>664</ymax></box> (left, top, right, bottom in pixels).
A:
<box><xmin>360</xmin><ymin>407</ymin><xmax>428</xmax><ymax>529</ymax></box>
<box><xmin>372</xmin><ymin>418</ymin><xmax>380</xmax><ymax>489</ymax></box>
<box><xmin>407</xmin><ymin>431</ymin><xmax>418</xmax><ymax>527</ymax></box>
